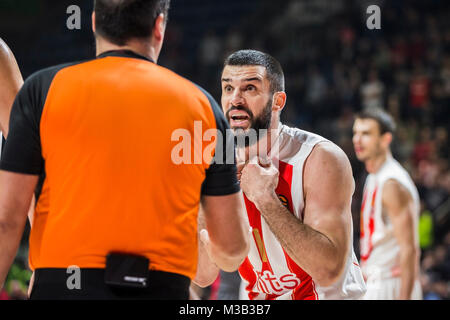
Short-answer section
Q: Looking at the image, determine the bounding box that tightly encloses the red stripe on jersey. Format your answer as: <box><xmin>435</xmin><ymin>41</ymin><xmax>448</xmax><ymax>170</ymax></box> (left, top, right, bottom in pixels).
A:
<box><xmin>239</xmin><ymin>160</ymin><xmax>294</xmax><ymax>300</ymax></box>
<box><xmin>282</xmin><ymin>249</ymin><xmax>318</xmax><ymax>300</ymax></box>
<box><xmin>238</xmin><ymin>257</ymin><xmax>260</xmax><ymax>300</ymax></box>
<box><xmin>242</xmin><ymin>193</ymin><xmax>275</xmax><ymax>299</ymax></box>
<box><xmin>275</xmin><ymin>160</ymin><xmax>294</xmax><ymax>213</ymax></box>
<box><xmin>239</xmin><ymin>160</ymin><xmax>319</xmax><ymax>300</ymax></box>
<box><xmin>243</xmin><ymin>195</ymin><xmax>273</xmax><ymax>271</ymax></box>
<box><xmin>278</xmin><ymin>160</ymin><xmax>317</xmax><ymax>299</ymax></box>
<box><xmin>360</xmin><ymin>185</ymin><xmax>378</xmax><ymax>262</ymax></box>
<box><xmin>360</xmin><ymin>189</ymin><xmax>368</xmax><ymax>237</ymax></box>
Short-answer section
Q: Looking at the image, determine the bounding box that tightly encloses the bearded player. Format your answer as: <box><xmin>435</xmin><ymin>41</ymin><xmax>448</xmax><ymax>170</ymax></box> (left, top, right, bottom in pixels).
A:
<box><xmin>353</xmin><ymin>108</ymin><xmax>422</xmax><ymax>300</ymax></box>
<box><xmin>194</xmin><ymin>50</ymin><xmax>366</xmax><ymax>300</ymax></box>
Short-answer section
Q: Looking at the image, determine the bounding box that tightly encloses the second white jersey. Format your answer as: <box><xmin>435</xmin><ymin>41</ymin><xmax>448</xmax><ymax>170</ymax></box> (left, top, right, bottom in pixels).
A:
<box><xmin>238</xmin><ymin>124</ymin><xmax>366</xmax><ymax>300</ymax></box>
<box><xmin>360</xmin><ymin>156</ymin><xmax>420</xmax><ymax>279</ymax></box>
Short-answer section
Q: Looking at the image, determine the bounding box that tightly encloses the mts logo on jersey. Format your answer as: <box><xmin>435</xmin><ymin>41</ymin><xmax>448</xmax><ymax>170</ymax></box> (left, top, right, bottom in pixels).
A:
<box><xmin>277</xmin><ymin>194</ymin><xmax>289</xmax><ymax>209</ymax></box>
<box><xmin>254</xmin><ymin>270</ymin><xmax>301</xmax><ymax>295</ymax></box>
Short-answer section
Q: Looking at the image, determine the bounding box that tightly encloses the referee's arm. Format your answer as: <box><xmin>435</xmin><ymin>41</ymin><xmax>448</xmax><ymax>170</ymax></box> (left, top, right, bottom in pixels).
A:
<box><xmin>194</xmin><ymin>89</ymin><xmax>250</xmax><ymax>286</ymax></box>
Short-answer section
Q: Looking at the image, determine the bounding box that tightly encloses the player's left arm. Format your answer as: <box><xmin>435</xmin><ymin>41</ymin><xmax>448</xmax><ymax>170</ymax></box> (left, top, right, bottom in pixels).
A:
<box><xmin>0</xmin><ymin>38</ymin><xmax>23</xmax><ymax>136</ymax></box>
<box><xmin>382</xmin><ymin>179</ymin><xmax>418</xmax><ymax>300</ymax></box>
<box><xmin>0</xmin><ymin>41</ymin><xmax>35</xmax><ymax>289</ymax></box>
<box><xmin>0</xmin><ymin>171</ymin><xmax>38</xmax><ymax>289</ymax></box>
<box><xmin>241</xmin><ymin>142</ymin><xmax>353</xmax><ymax>287</ymax></box>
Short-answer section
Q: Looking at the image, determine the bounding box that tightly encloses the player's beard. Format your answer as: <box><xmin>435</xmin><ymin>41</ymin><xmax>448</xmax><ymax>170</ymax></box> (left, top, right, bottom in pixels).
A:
<box><xmin>227</xmin><ymin>99</ymin><xmax>272</xmax><ymax>148</ymax></box>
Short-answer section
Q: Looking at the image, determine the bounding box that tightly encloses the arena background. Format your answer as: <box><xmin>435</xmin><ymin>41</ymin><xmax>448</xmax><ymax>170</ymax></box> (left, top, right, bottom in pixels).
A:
<box><xmin>0</xmin><ymin>0</ymin><xmax>448</xmax><ymax>300</ymax></box>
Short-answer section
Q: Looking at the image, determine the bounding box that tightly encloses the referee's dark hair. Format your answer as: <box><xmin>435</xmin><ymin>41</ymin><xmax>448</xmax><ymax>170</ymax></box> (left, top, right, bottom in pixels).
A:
<box><xmin>355</xmin><ymin>107</ymin><xmax>397</xmax><ymax>135</ymax></box>
<box><xmin>224</xmin><ymin>49</ymin><xmax>285</xmax><ymax>95</ymax></box>
<box><xmin>94</xmin><ymin>0</ymin><xmax>171</xmax><ymax>46</ymax></box>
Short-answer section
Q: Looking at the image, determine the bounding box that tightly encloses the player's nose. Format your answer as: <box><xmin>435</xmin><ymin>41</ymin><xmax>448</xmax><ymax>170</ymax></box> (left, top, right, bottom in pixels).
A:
<box><xmin>230</xmin><ymin>89</ymin><xmax>245</xmax><ymax>106</ymax></box>
<box><xmin>352</xmin><ymin>133</ymin><xmax>360</xmax><ymax>144</ymax></box>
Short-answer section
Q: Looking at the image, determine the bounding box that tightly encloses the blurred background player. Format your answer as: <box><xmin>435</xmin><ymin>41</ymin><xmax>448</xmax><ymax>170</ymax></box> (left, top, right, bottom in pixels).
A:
<box><xmin>353</xmin><ymin>108</ymin><xmax>422</xmax><ymax>299</ymax></box>
<box><xmin>195</xmin><ymin>49</ymin><xmax>366</xmax><ymax>300</ymax></box>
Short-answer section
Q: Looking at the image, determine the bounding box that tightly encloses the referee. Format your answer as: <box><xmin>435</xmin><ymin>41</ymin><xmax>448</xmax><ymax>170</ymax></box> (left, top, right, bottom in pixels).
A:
<box><xmin>0</xmin><ymin>0</ymin><xmax>249</xmax><ymax>300</ymax></box>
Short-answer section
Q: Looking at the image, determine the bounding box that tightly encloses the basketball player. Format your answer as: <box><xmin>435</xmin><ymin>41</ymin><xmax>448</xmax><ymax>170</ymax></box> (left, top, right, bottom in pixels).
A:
<box><xmin>0</xmin><ymin>38</ymin><xmax>38</xmax><ymax>297</ymax></box>
<box><xmin>0</xmin><ymin>38</ymin><xmax>23</xmax><ymax>137</ymax></box>
<box><xmin>353</xmin><ymin>108</ymin><xmax>422</xmax><ymax>300</ymax></box>
<box><xmin>194</xmin><ymin>50</ymin><xmax>366</xmax><ymax>300</ymax></box>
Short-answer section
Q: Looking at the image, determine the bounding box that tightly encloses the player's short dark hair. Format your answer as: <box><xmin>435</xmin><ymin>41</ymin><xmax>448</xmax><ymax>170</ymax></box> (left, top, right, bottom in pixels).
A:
<box><xmin>94</xmin><ymin>0</ymin><xmax>171</xmax><ymax>46</ymax></box>
<box><xmin>355</xmin><ymin>108</ymin><xmax>396</xmax><ymax>135</ymax></box>
<box><xmin>224</xmin><ymin>50</ymin><xmax>285</xmax><ymax>94</ymax></box>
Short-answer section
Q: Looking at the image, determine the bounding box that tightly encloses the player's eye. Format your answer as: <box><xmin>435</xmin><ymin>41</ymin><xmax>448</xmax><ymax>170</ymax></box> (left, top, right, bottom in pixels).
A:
<box><xmin>246</xmin><ymin>85</ymin><xmax>256</xmax><ymax>92</ymax></box>
<box><xmin>224</xmin><ymin>85</ymin><xmax>233</xmax><ymax>92</ymax></box>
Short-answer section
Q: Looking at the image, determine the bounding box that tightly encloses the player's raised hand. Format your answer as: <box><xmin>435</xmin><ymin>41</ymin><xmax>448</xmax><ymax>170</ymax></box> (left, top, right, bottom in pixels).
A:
<box><xmin>236</xmin><ymin>161</ymin><xmax>247</xmax><ymax>182</ymax></box>
<box><xmin>240</xmin><ymin>157</ymin><xmax>279</xmax><ymax>205</ymax></box>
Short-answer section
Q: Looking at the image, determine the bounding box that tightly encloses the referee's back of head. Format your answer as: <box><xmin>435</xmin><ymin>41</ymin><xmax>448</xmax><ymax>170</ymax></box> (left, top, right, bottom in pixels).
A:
<box><xmin>94</xmin><ymin>0</ymin><xmax>171</xmax><ymax>46</ymax></box>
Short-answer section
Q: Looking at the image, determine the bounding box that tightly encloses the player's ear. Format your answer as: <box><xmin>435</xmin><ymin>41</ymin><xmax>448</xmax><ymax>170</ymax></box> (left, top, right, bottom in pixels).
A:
<box><xmin>381</xmin><ymin>132</ymin><xmax>393</xmax><ymax>149</ymax></box>
<box><xmin>272</xmin><ymin>91</ymin><xmax>287</xmax><ymax>112</ymax></box>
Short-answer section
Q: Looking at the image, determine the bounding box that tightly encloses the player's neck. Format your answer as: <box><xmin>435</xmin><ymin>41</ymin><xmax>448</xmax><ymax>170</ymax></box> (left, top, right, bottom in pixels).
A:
<box><xmin>239</xmin><ymin>123</ymin><xmax>281</xmax><ymax>163</ymax></box>
<box><xmin>365</xmin><ymin>151</ymin><xmax>390</xmax><ymax>174</ymax></box>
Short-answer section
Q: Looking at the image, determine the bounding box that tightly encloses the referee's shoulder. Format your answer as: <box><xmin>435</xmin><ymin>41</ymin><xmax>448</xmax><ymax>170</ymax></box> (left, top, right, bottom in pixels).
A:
<box><xmin>153</xmin><ymin>64</ymin><xmax>205</xmax><ymax>94</ymax></box>
<box><xmin>158</xmin><ymin>66</ymin><xmax>227</xmax><ymax>124</ymax></box>
<box><xmin>23</xmin><ymin>60</ymin><xmax>88</xmax><ymax>85</ymax></box>
<box><xmin>166</xmin><ymin>69</ymin><xmax>220</xmax><ymax>113</ymax></box>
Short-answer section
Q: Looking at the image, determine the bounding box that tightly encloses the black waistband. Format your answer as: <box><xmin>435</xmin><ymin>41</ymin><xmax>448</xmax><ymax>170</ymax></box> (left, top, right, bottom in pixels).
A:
<box><xmin>31</xmin><ymin>268</ymin><xmax>190</xmax><ymax>300</ymax></box>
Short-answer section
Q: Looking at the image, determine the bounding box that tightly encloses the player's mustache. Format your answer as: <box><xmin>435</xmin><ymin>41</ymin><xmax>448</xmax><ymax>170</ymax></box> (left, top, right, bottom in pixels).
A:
<box><xmin>226</xmin><ymin>105</ymin><xmax>254</xmax><ymax>120</ymax></box>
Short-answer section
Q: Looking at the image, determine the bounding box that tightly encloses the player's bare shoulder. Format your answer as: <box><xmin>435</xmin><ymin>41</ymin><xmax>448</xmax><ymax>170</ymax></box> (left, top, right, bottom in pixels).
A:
<box><xmin>304</xmin><ymin>141</ymin><xmax>355</xmax><ymax>196</ymax></box>
<box><xmin>306</xmin><ymin>141</ymin><xmax>354</xmax><ymax>180</ymax></box>
<box><xmin>382</xmin><ymin>178</ymin><xmax>413</xmax><ymax>210</ymax></box>
<box><xmin>0</xmin><ymin>38</ymin><xmax>10</xmax><ymax>66</ymax></box>
<box><xmin>0</xmin><ymin>38</ymin><xmax>21</xmax><ymax>78</ymax></box>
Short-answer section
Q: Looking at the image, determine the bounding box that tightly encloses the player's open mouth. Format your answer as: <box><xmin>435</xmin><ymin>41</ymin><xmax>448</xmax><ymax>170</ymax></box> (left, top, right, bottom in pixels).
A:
<box><xmin>229</xmin><ymin>110</ymin><xmax>251</xmax><ymax>127</ymax></box>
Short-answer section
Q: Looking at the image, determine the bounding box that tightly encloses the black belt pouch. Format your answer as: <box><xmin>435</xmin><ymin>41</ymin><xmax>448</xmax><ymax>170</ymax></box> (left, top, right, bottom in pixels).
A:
<box><xmin>104</xmin><ymin>252</ymin><xmax>149</xmax><ymax>289</ymax></box>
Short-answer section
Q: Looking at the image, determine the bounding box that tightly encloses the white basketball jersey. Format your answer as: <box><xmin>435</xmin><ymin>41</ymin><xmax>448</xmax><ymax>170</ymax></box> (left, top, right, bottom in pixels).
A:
<box><xmin>359</xmin><ymin>156</ymin><xmax>420</xmax><ymax>279</ymax></box>
<box><xmin>238</xmin><ymin>124</ymin><xmax>366</xmax><ymax>300</ymax></box>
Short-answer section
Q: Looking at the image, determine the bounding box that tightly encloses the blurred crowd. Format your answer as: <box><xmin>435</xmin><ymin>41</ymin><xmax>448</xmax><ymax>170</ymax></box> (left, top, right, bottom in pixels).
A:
<box><xmin>0</xmin><ymin>0</ymin><xmax>448</xmax><ymax>299</ymax></box>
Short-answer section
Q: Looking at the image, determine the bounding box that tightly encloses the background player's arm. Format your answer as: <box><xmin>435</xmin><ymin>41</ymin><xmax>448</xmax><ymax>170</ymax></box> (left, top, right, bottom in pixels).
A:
<box><xmin>0</xmin><ymin>38</ymin><xmax>23</xmax><ymax>136</ymax></box>
<box><xmin>0</xmin><ymin>171</ymin><xmax>38</xmax><ymax>288</ymax></box>
<box><xmin>241</xmin><ymin>142</ymin><xmax>353</xmax><ymax>287</ymax></box>
<box><xmin>382</xmin><ymin>179</ymin><xmax>418</xmax><ymax>300</ymax></box>
<box><xmin>193</xmin><ymin>192</ymin><xmax>249</xmax><ymax>287</ymax></box>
